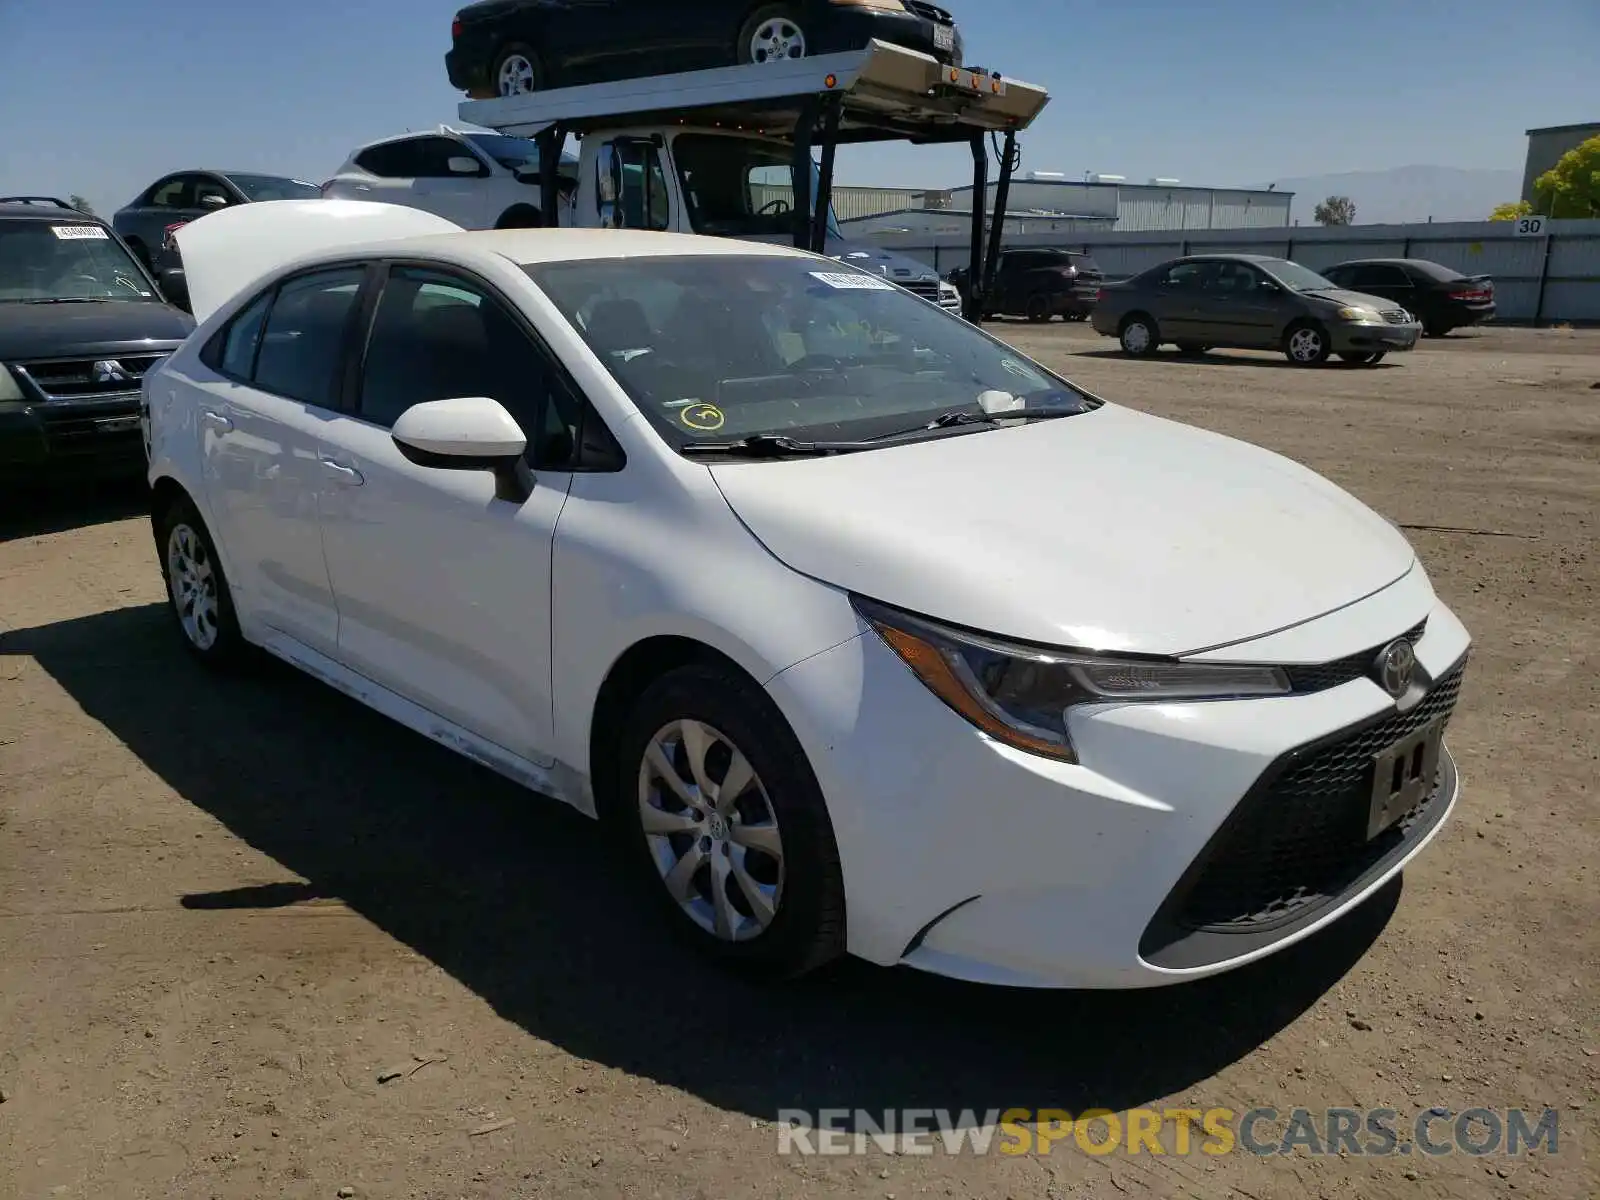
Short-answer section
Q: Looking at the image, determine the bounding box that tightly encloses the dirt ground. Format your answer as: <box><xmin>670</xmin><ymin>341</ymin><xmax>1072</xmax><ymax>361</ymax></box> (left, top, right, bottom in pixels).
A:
<box><xmin>2</xmin><ymin>325</ymin><xmax>1596</xmax><ymax>1200</ymax></box>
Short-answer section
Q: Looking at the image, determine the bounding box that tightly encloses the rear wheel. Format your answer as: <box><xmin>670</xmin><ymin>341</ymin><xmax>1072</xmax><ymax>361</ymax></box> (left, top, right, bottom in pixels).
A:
<box><xmin>1283</xmin><ymin>321</ymin><xmax>1331</xmax><ymax>366</ymax></box>
<box><xmin>493</xmin><ymin>42</ymin><xmax>544</xmax><ymax>95</ymax></box>
<box><xmin>614</xmin><ymin>661</ymin><xmax>845</xmax><ymax>980</ymax></box>
<box><xmin>495</xmin><ymin>205</ymin><xmax>544</xmax><ymax>229</ymax></box>
<box><xmin>155</xmin><ymin>495</ymin><xmax>250</xmax><ymax>669</ymax></box>
<box><xmin>1338</xmin><ymin>351</ymin><xmax>1386</xmax><ymax>365</ymax></box>
<box><xmin>1118</xmin><ymin>313</ymin><xmax>1159</xmax><ymax>357</ymax></box>
<box><xmin>1423</xmin><ymin>318</ymin><xmax>1451</xmax><ymax>338</ymax></box>
<box><xmin>737</xmin><ymin>5</ymin><xmax>809</xmax><ymax>65</ymax></box>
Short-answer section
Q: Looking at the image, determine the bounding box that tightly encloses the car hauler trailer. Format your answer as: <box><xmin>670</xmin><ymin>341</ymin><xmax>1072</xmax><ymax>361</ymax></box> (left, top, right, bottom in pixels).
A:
<box><xmin>457</xmin><ymin>39</ymin><xmax>1050</xmax><ymax>321</ymax></box>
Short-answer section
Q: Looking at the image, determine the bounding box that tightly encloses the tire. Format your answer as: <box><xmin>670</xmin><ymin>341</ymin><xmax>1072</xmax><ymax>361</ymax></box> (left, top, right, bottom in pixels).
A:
<box><xmin>737</xmin><ymin>4</ymin><xmax>809</xmax><ymax>66</ymax></box>
<box><xmin>492</xmin><ymin>42</ymin><xmax>544</xmax><ymax>96</ymax></box>
<box><xmin>1338</xmin><ymin>351</ymin><xmax>1385</xmax><ymax>365</ymax></box>
<box><xmin>1283</xmin><ymin>321</ymin><xmax>1331</xmax><ymax>366</ymax></box>
<box><xmin>613</xmin><ymin>661</ymin><xmax>846</xmax><ymax>980</ymax></box>
<box><xmin>1423</xmin><ymin>319</ymin><xmax>1451</xmax><ymax>339</ymax></box>
<box><xmin>495</xmin><ymin>205</ymin><xmax>544</xmax><ymax>229</ymax></box>
<box><xmin>1174</xmin><ymin>342</ymin><xmax>1210</xmax><ymax>355</ymax></box>
<box><xmin>1118</xmin><ymin>313</ymin><xmax>1159</xmax><ymax>357</ymax></box>
<box><xmin>154</xmin><ymin>494</ymin><xmax>250</xmax><ymax>669</ymax></box>
<box><xmin>1025</xmin><ymin>294</ymin><xmax>1052</xmax><ymax>323</ymax></box>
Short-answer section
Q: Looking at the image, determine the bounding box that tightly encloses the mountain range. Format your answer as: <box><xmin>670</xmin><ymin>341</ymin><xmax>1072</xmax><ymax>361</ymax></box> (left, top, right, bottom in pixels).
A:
<box><xmin>1250</xmin><ymin>165</ymin><xmax>1523</xmax><ymax>226</ymax></box>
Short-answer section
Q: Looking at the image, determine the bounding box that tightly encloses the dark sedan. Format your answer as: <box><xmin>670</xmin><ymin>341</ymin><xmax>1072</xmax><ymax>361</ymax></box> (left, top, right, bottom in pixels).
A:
<box><xmin>111</xmin><ymin>171</ymin><xmax>321</xmax><ymax>274</ymax></box>
<box><xmin>1090</xmin><ymin>254</ymin><xmax>1422</xmax><ymax>366</ymax></box>
<box><xmin>1321</xmin><ymin>258</ymin><xmax>1495</xmax><ymax>338</ymax></box>
<box><xmin>447</xmin><ymin>0</ymin><xmax>962</xmax><ymax>97</ymax></box>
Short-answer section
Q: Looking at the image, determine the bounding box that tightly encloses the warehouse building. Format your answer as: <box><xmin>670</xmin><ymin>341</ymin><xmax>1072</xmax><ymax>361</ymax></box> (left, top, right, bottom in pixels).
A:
<box><xmin>829</xmin><ymin>175</ymin><xmax>1294</xmax><ymax>236</ymax></box>
<box><xmin>1522</xmin><ymin>121</ymin><xmax>1600</xmax><ymax>203</ymax></box>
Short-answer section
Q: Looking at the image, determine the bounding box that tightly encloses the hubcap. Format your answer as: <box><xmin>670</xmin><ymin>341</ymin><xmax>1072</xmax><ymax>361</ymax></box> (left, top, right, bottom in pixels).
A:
<box><xmin>166</xmin><ymin>523</ymin><xmax>220</xmax><ymax>651</ymax></box>
<box><xmin>1289</xmin><ymin>328</ymin><xmax>1323</xmax><ymax>361</ymax></box>
<box><xmin>750</xmin><ymin>18</ymin><xmax>806</xmax><ymax>64</ymax></box>
<box><xmin>1123</xmin><ymin>322</ymin><xmax>1150</xmax><ymax>353</ymax></box>
<box><xmin>638</xmin><ymin>719</ymin><xmax>785</xmax><ymax>942</ymax></box>
<box><xmin>498</xmin><ymin>54</ymin><xmax>536</xmax><ymax>95</ymax></box>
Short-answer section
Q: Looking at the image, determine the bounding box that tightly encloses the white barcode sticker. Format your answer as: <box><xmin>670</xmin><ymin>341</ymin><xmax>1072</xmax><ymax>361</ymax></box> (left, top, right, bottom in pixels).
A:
<box><xmin>51</xmin><ymin>225</ymin><xmax>109</xmax><ymax>240</ymax></box>
<box><xmin>809</xmin><ymin>270</ymin><xmax>893</xmax><ymax>291</ymax></box>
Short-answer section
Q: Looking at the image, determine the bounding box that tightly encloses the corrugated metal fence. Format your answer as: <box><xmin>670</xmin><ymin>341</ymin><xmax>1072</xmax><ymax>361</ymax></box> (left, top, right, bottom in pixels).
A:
<box><xmin>868</xmin><ymin>218</ymin><xmax>1600</xmax><ymax>323</ymax></box>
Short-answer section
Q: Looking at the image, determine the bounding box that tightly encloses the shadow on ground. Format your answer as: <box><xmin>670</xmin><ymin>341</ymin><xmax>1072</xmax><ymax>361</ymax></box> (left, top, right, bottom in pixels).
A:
<box><xmin>4</xmin><ymin>601</ymin><xmax>1400</xmax><ymax>1120</ymax></box>
<box><xmin>1071</xmin><ymin>349</ymin><xmax>1397</xmax><ymax>371</ymax></box>
<box><xmin>0</xmin><ymin>477</ymin><xmax>148</xmax><ymax>542</ymax></box>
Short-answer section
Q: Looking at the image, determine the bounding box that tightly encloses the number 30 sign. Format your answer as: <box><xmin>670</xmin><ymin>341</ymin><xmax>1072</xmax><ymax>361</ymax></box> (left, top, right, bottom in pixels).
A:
<box><xmin>1513</xmin><ymin>215</ymin><xmax>1546</xmax><ymax>237</ymax></box>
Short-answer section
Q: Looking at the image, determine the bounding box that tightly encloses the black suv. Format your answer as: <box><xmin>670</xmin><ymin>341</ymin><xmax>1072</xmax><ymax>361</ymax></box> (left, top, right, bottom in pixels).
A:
<box><xmin>948</xmin><ymin>248</ymin><xmax>1106</xmax><ymax>322</ymax></box>
<box><xmin>0</xmin><ymin>198</ymin><xmax>194</xmax><ymax>481</ymax></box>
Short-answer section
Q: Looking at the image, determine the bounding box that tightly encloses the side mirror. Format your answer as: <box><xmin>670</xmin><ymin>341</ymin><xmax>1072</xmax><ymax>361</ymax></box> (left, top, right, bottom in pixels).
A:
<box><xmin>391</xmin><ymin>396</ymin><xmax>533</xmax><ymax>503</ymax></box>
<box><xmin>158</xmin><ymin>267</ymin><xmax>190</xmax><ymax>313</ymax></box>
<box><xmin>596</xmin><ymin>143</ymin><xmax>622</xmax><ymax>228</ymax></box>
<box><xmin>447</xmin><ymin>155</ymin><xmax>482</xmax><ymax>176</ymax></box>
<box><xmin>199</xmin><ymin>194</ymin><xmax>228</xmax><ymax>208</ymax></box>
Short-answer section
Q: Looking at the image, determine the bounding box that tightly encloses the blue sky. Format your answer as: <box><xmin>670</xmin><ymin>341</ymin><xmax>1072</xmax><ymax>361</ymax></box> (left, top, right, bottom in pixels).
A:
<box><xmin>0</xmin><ymin>0</ymin><xmax>1593</xmax><ymax>217</ymax></box>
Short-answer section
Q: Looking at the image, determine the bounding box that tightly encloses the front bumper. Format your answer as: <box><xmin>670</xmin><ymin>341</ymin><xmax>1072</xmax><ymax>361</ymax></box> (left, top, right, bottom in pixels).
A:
<box><xmin>766</xmin><ymin>580</ymin><xmax>1471</xmax><ymax>988</ymax></box>
<box><xmin>818</xmin><ymin>6</ymin><xmax>963</xmax><ymax>65</ymax></box>
<box><xmin>1330</xmin><ymin>320</ymin><xmax>1421</xmax><ymax>354</ymax></box>
<box><xmin>0</xmin><ymin>397</ymin><xmax>147</xmax><ymax>480</ymax></box>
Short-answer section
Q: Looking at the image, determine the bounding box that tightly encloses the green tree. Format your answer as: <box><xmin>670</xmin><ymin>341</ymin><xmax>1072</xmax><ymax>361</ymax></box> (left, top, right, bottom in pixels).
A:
<box><xmin>1313</xmin><ymin>195</ymin><xmax>1356</xmax><ymax>226</ymax></box>
<box><xmin>1533</xmin><ymin>134</ymin><xmax>1600</xmax><ymax>218</ymax></box>
<box><xmin>1488</xmin><ymin>200</ymin><xmax>1533</xmax><ymax>221</ymax></box>
<box><xmin>68</xmin><ymin>194</ymin><xmax>96</xmax><ymax>216</ymax></box>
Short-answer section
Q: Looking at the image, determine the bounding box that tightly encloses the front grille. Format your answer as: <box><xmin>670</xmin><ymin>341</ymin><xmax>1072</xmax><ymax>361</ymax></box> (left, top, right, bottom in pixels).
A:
<box><xmin>14</xmin><ymin>353</ymin><xmax>165</xmax><ymax>401</ymax></box>
<box><xmin>36</xmin><ymin>403</ymin><xmax>144</xmax><ymax>456</ymax></box>
<box><xmin>899</xmin><ymin>279</ymin><xmax>941</xmax><ymax>302</ymax></box>
<box><xmin>1381</xmin><ymin>309</ymin><xmax>1411</xmax><ymax>325</ymax></box>
<box><xmin>1283</xmin><ymin>618</ymin><xmax>1427</xmax><ymax>693</ymax></box>
<box><xmin>1167</xmin><ymin>656</ymin><xmax>1466</xmax><ymax>937</ymax></box>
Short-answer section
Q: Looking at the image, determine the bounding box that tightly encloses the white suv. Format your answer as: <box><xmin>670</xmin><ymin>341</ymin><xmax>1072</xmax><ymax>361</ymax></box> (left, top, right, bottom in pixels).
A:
<box><xmin>322</xmin><ymin>126</ymin><xmax>575</xmax><ymax>230</ymax></box>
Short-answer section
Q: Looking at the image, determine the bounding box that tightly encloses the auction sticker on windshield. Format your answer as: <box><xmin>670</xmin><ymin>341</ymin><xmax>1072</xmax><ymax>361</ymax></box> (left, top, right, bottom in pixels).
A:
<box><xmin>51</xmin><ymin>225</ymin><xmax>109</xmax><ymax>240</ymax></box>
<box><xmin>810</xmin><ymin>271</ymin><xmax>893</xmax><ymax>291</ymax></box>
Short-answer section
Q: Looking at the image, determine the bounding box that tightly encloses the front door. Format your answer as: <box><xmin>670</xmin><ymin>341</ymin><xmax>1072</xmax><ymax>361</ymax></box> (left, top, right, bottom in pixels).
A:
<box><xmin>315</xmin><ymin>264</ymin><xmax>579</xmax><ymax>763</ymax></box>
<box><xmin>195</xmin><ymin>264</ymin><xmax>367</xmax><ymax>657</ymax></box>
<box><xmin>408</xmin><ymin>136</ymin><xmax>495</xmax><ymax>229</ymax></box>
<box><xmin>1194</xmin><ymin>260</ymin><xmax>1288</xmax><ymax>347</ymax></box>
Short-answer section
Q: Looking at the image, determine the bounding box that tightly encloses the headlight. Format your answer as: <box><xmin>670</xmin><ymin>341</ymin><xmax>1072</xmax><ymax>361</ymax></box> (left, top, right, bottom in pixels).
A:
<box><xmin>854</xmin><ymin>597</ymin><xmax>1292</xmax><ymax>764</ymax></box>
<box><xmin>937</xmin><ymin>280</ymin><xmax>960</xmax><ymax>307</ymax></box>
<box><xmin>1336</xmin><ymin>306</ymin><xmax>1381</xmax><ymax>324</ymax></box>
<box><xmin>0</xmin><ymin>365</ymin><xmax>23</xmax><ymax>403</ymax></box>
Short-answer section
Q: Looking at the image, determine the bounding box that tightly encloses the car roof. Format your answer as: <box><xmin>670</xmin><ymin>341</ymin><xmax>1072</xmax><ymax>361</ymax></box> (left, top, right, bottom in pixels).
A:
<box><xmin>318</xmin><ymin>227</ymin><xmax>818</xmax><ymax>267</ymax></box>
<box><xmin>0</xmin><ymin>200</ymin><xmax>104</xmax><ymax>222</ymax></box>
<box><xmin>1177</xmin><ymin>252</ymin><xmax>1282</xmax><ymax>263</ymax></box>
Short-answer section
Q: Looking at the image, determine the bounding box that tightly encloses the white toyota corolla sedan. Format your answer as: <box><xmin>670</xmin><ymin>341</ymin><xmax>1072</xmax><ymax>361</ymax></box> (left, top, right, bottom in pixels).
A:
<box><xmin>143</xmin><ymin>200</ymin><xmax>1471</xmax><ymax>989</ymax></box>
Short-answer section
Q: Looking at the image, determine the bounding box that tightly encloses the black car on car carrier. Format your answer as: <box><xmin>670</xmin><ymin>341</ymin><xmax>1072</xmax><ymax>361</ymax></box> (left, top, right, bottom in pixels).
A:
<box><xmin>0</xmin><ymin>197</ymin><xmax>193</xmax><ymax>481</ymax></box>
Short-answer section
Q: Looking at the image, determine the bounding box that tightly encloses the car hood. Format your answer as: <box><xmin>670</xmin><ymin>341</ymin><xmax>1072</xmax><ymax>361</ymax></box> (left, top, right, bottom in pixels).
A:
<box><xmin>707</xmin><ymin>403</ymin><xmax>1417</xmax><ymax>655</ymax></box>
<box><xmin>0</xmin><ymin>301</ymin><xmax>193</xmax><ymax>360</ymax></box>
<box><xmin>1305</xmin><ymin>287</ymin><xmax>1398</xmax><ymax>312</ymax></box>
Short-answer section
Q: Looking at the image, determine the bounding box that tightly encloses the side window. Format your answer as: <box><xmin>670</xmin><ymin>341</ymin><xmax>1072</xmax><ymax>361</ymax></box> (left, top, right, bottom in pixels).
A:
<box><xmin>355</xmin><ymin>142</ymin><xmax>410</xmax><ymax>178</ymax></box>
<box><xmin>1322</xmin><ymin>264</ymin><xmax>1350</xmax><ymax>286</ymax></box>
<box><xmin>253</xmin><ymin>267</ymin><xmax>366</xmax><ymax>407</ymax></box>
<box><xmin>358</xmin><ymin>267</ymin><xmax>579</xmax><ymax>466</ymax></box>
<box><xmin>603</xmin><ymin>143</ymin><xmax>670</xmax><ymax>231</ymax></box>
<box><xmin>1159</xmin><ymin>262</ymin><xmax>1206</xmax><ymax>290</ymax></box>
<box><xmin>1370</xmin><ymin>264</ymin><xmax>1411</xmax><ymax>287</ymax></box>
<box><xmin>146</xmin><ymin>177</ymin><xmax>191</xmax><ymax>209</ymax></box>
<box><xmin>409</xmin><ymin>136</ymin><xmax>482</xmax><ymax>178</ymax></box>
<box><xmin>209</xmin><ymin>290</ymin><xmax>274</xmax><ymax>377</ymax></box>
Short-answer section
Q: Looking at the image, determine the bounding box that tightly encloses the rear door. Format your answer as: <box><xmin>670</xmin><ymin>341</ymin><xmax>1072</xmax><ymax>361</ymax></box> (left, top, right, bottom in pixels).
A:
<box><xmin>193</xmin><ymin>264</ymin><xmax>370</xmax><ymax>657</ymax></box>
<box><xmin>1146</xmin><ymin>260</ymin><xmax>1210</xmax><ymax>339</ymax></box>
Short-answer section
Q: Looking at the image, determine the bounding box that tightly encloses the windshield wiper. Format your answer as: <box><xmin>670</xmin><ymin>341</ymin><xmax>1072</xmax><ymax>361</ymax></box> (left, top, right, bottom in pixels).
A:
<box><xmin>680</xmin><ymin>433</ymin><xmax>873</xmax><ymax>458</ymax></box>
<box><xmin>868</xmin><ymin>404</ymin><xmax>1081</xmax><ymax>442</ymax></box>
<box><xmin>19</xmin><ymin>296</ymin><xmax>113</xmax><ymax>305</ymax></box>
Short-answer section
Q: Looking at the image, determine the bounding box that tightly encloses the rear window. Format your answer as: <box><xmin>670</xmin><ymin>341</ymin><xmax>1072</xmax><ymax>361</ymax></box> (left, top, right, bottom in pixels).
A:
<box><xmin>1402</xmin><ymin>259</ymin><xmax>1466</xmax><ymax>283</ymax></box>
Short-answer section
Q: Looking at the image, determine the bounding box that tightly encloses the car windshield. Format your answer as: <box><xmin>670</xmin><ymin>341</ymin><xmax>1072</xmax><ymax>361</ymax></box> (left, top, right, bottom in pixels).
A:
<box><xmin>223</xmin><ymin>173</ymin><xmax>322</xmax><ymax>201</ymax></box>
<box><xmin>1262</xmin><ymin>258</ymin><xmax>1341</xmax><ymax>292</ymax></box>
<box><xmin>526</xmin><ymin>254</ymin><xmax>1096</xmax><ymax>450</ymax></box>
<box><xmin>672</xmin><ymin>135</ymin><xmax>842</xmax><ymax>241</ymax></box>
<box><xmin>0</xmin><ymin>218</ymin><xmax>157</xmax><ymax>303</ymax></box>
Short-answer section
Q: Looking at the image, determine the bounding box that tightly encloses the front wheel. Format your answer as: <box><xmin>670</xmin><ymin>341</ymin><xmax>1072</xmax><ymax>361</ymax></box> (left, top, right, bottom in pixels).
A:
<box><xmin>616</xmin><ymin>662</ymin><xmax>845</xmax><ymax>980</ymax></box>
<box><xmin>737</xmin><ymin>5</ymin><xmax>809</xmax><ymax>65</ymax></box>
<box><xmin>1283</xmin><ymin>322</ymin><xmax>1331</xmax><ymax>366</ymax></box>
<box><xmin>1025</xmin><ymin>294</ymin><xmax>1052</xmax><ymax>323</ymax></box>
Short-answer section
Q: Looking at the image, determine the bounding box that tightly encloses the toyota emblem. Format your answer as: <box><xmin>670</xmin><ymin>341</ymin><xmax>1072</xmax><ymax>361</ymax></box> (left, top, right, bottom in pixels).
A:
<box><xmin>1374</xmin><ymin>639</ymin><xmax>1417</xmax><ymax>698</ymax></box>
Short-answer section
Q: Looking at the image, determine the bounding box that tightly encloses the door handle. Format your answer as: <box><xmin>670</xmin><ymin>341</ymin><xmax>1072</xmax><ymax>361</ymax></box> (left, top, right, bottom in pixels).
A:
<box><xmin>200</xmin><ymin>409</ymin><xmax>233</xmax><ymax>432</ymax></box>
<box><xmin>319</xmin><ymin>455</ymin><xmax>364</xmax><ymax>485</ymax></box>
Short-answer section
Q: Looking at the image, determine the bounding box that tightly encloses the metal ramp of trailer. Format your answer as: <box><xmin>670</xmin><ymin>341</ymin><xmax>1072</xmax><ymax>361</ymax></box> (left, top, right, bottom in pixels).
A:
<box><xmin>458</xmin><ymin>40</ymin><xmax>1051</xmax><ymax>319</ymax></box>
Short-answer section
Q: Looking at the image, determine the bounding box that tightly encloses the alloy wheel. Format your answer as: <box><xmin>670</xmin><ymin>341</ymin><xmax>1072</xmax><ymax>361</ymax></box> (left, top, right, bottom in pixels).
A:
<box><xmin>1288</xmin><ymin>327</ymin><xmax>1325</xmax><ymax>363</ymax></box>
<box><xmin>497</xmin><ymin>54</ymin><xmax>537</xmax><ymax>95</ymax></box>
<box><xmin>749</xmin><ymin>18</ymin><xmax>807</xmax><ymax>64</ymax></box>
<box><xmin>637</xmin><ymin>718</ymin><xmax>785</xmax><ymax>942</ymax></box>
<box><xmin>1122</xmin><ymin>320</ymin><xmax>1152</xmax><ymax>354</ymax></box>
<box><xmin>166</xmin><ymin>523</ymin><xmax>220</xmax><ymax>651</ymax></box>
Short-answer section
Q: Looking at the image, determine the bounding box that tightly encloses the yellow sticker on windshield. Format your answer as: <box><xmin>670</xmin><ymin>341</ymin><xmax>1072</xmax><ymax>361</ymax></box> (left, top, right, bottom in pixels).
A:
<box><xmin>680</xmin><ymin>403</ymin><xmax>725</xmax><ymax>432</ymax></box>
